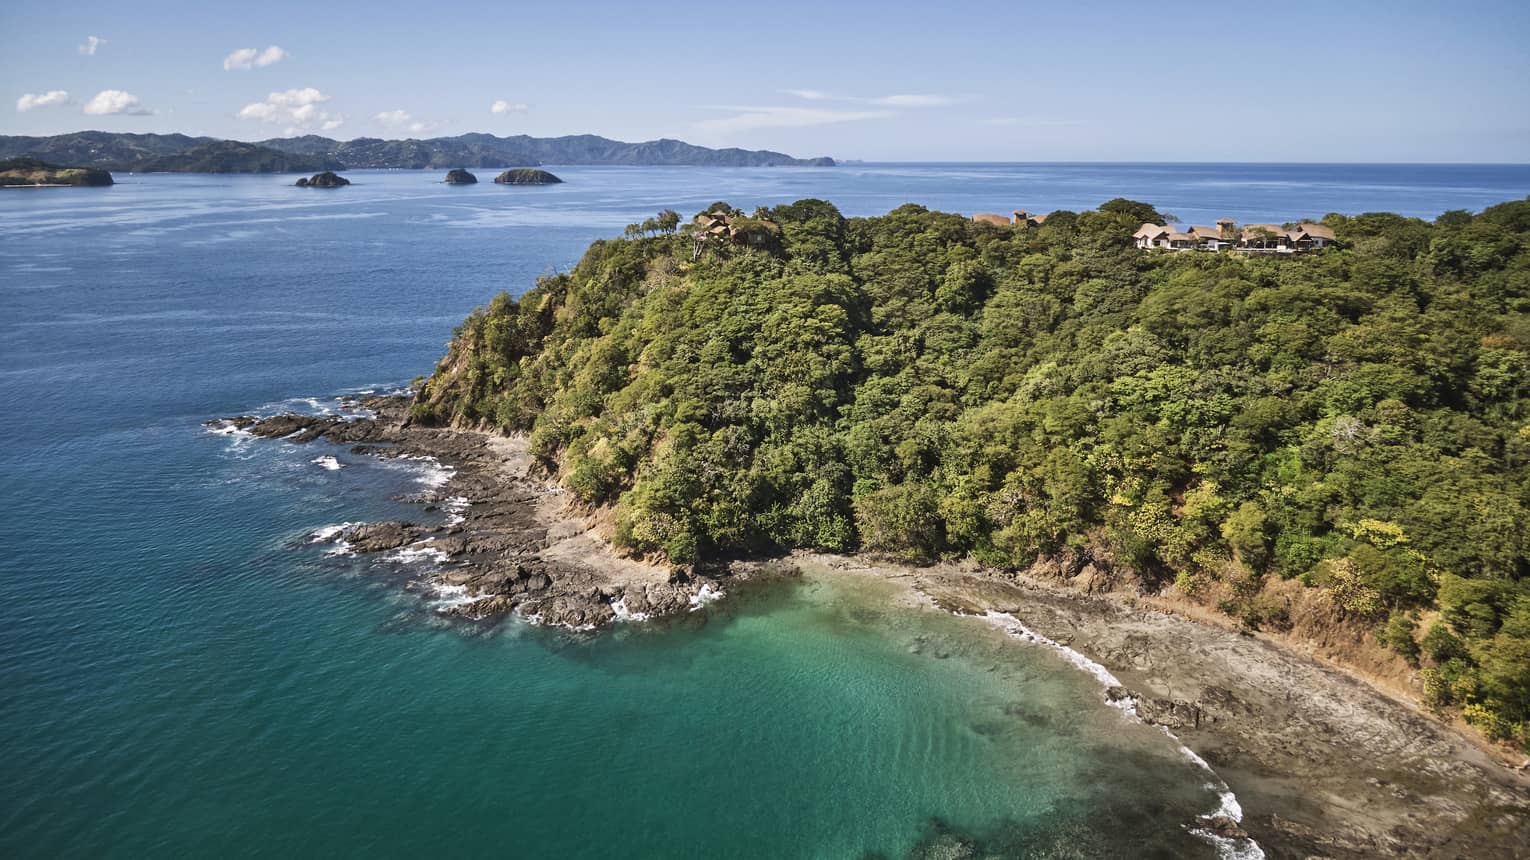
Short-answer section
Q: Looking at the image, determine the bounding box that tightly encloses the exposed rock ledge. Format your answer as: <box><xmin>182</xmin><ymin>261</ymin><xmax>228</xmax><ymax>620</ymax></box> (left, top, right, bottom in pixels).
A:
<box><xmin>804</xmin><ymin>554</ymin><xmax>1530</xmax><ymax>859</ymax></box>
<box><xmin>209</xmin><ymin>396</ymin><xmax>790</xmax><ymax>629</ymax></box>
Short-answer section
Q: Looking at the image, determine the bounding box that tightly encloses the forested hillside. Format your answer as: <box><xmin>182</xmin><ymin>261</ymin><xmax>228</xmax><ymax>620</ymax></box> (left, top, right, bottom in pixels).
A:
<box><xmin>0</xmin><ymin>131</ymin><xmax>833</xmax><ymax>171</ymax></box>
<box><xmin>414</xmin><ymin>196</ymin><xmax>1530</xmax><ymax>747</ymax></box>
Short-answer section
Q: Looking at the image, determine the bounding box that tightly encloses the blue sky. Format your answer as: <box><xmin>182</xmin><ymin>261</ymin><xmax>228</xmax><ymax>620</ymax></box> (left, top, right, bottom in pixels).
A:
<box><xmin>4</xmin><ymin>0</ymin><xmax>1528</xmax><ymax>161</ymax></box>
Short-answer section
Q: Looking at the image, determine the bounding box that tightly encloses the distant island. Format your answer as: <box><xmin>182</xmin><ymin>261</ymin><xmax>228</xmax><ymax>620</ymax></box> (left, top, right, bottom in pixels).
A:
<box><xmin>444</xmin><ymin>168</ymin><xmax>478</xmax><ymax>184</ymax></box>
<box><xmin>494</xmin><ymin>168</ymin><xmax>561</xmax><ymax>185</ymax></box>
<box><xmin>0</xmin><ymin>156</ymin><xmax>113</xmax><ymax>187</ymax></box>
<box><xmin>294</xmin><ymin>171</ymin><xmax>349</xmax><ymax>188</ymax></box>
<box><xmin>0</xmin><ymin>131</ymin><xmax>835</xmax><ymax>174</ymax></box>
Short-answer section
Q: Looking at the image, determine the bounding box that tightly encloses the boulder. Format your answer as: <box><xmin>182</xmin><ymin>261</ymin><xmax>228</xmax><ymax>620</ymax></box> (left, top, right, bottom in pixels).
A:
<box><xmin>342</xmin><ymin>521</ymin><xmax>420</xmax><ymax>552</ymax></box>
<box><xmin>1199</xmin><ymin>814</ymin><xmax>1248</xmax><ymax>840</ymax></box>
<box><xmin>494</xmin><ymin>168</ymin><xmax>562</xmax><ymax>185</ymax></box>
<box><xmin>444</xmin><ymin>168</ymin><xmax>478</xmax><ymax>184</ymax></box>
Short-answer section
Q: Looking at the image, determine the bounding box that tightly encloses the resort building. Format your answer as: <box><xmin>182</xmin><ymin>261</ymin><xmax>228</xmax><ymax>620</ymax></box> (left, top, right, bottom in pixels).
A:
<box><xmin>1133</xmin><ymin>219</ymin><xmax>1336</xmax><ymax>253</ymax></box>
<box><xmin>971</xmin><ymin>209</ymin><xmax>1052</xmax><ymax>228</ymax></box>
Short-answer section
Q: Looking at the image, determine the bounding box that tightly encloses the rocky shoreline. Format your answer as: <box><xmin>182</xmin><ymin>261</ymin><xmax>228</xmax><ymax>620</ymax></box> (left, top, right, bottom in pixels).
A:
<box><xmin>211</xmin><ymin>396</ymin><xmax>791</xmax><ymax>629</ymax></box>
<box><xmin>215</xmin><ymin>394</ymin><xmax>1530</xmax><ymax>858</ymax></box>
<box><xmin>805</xmin><ymin>555</ymin><xmax>1530</xmax><ymax>859</ymax></box>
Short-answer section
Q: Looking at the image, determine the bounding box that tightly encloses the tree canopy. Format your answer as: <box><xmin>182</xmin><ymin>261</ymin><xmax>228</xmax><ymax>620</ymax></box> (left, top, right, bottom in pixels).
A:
<box><xmin>415</xmin><ymin>196</ymin><xmax>1530</xmax><ymax>748</ymax></box>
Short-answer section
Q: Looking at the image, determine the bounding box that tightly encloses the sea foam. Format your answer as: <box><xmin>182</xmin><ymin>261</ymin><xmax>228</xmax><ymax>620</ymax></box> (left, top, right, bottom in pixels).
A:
<box><xmin>442</xmin><ymin>496</ymin><xmax>470</xmax><ymax>526</ymax></box>
<box><xmin>382</xmin><ymin>543</ymin><xmax>450</xmax><ymax>565</ymax></box>
<box><xmin>610</xmin><ymin>596</ymin><xmax>651</xmax><ymax>623</ymax></box>
<box><xmin>309</xmin><ymin>522</ymin><xmax>361</xmax><ymax>556</ymax></box>
<box><xmin>689</xmin><ymin>583</ymin><xmax>724</xmax><ymax>610</ymax></box>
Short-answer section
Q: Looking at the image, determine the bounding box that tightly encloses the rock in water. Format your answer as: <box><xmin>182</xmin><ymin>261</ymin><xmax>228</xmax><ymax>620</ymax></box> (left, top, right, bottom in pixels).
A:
<box><xmin>493</xmin><ymin>168</ymin><xmax>562</xmax><ymax>185</ymax></box>
<box><xmin>444</xmin><ymin>168</ymin><xmax>478</xmax><ymax>184</ymax></box>
<box><xmin>297</xmin><ymin>171</ymin><xmax>350</xmax><ymax>188</ymax></box>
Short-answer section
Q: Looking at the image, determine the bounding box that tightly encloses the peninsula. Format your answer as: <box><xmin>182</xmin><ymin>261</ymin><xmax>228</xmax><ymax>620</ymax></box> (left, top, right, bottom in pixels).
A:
<box><xmin>0</xmin><ymin>156</ymin><xmax>113</xmax><ymax>187</ymax></box>
<box><xmin>0</xmin><ymin>131</ymin><xmax>835</xmax><ymax>173</ymax></box>
<box><xmin>223</xmin><ymin>194</ymin><xmax>1530</xmax><ymax>857</ymax></box>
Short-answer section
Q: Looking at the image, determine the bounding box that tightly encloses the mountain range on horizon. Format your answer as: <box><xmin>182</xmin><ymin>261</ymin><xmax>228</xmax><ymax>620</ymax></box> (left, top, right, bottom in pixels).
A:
<box><xmin>0</xmin><ymin>130</ymin><xmax>835</xmax><ymax>173</ymax></box>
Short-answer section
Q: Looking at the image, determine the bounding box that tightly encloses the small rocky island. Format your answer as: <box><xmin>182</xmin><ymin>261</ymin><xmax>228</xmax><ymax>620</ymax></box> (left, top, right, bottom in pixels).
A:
<box><xmin>0</xmin><ymin>156</ymin><xmax>113</xmax><ymax>187</ymax></box>
<box><xmin>295</xmin><ymin>171</ymin><xmax>350</xmax><ymax>188</ymax></box>
<box><xmin>444</xmin><ymin>168</ymin><xmax>478</xmax><ymax>184</ymax></box>
<box><xmin>494</xmin><ymin>168</ymin><xmax>562</xmax><ymax>185</ymax></box>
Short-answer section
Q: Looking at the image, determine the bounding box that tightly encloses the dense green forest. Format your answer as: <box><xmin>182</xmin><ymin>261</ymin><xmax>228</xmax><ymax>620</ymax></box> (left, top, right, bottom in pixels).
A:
<box><xmin>414</xmin><ymin>196</ymin><xmax>1530</xmax><ymax>748</ymax></box>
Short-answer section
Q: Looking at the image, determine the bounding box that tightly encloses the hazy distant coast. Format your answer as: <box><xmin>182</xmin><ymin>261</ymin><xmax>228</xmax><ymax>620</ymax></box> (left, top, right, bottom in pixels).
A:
<box><xmin>0</xmin><ymin>130</ymin><xmax>835</xmax><ymax>173</ymax></box>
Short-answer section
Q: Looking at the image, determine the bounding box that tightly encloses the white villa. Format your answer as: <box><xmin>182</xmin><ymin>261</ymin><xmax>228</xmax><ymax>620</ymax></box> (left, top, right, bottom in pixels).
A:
<box><xmin>1133</xmin><ymin>219</ymin><xmax>1335</xmax><ymax>253</ymax></box>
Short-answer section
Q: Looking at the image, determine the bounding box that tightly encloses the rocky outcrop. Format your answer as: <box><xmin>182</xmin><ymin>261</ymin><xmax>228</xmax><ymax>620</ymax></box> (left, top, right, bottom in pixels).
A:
<box><xmin>342</xmin><ymin>521</ymin><xmax>418</xmax><ymax>553</ymax></box>
<box><xmin>1106</xmin><ymin>686</ymin><xmax>1206</xmax><ymax>729</ymax></box>
<box><xmin>444</xmin><ymin>168</ymin><xmax>477</xmax><ymax>184</ymax></box>
<box><xmin>295</xmin><ymin>171</ymin><xmax>349</xmax><ymax>188</ymax></box>
<box><xmin>211</xmin><ymin>395</ymin><xmax>793</xmax><ymax>630</ymax></box>
<box><xmin>494</xmin><ymin>168</ymin><xmax>562</xmax><ymax>185</ymax></box>
<box><xmin>0</xmin><ymin>157</ymin><xmax>113</xmax><ymax>187</ymax></box>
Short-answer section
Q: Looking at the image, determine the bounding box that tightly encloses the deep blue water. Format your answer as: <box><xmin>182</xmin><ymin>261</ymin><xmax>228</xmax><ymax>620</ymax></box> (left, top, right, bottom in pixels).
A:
<box><xmin>2</xmin><ymin>163</ymin><xmax>1527</xmax><ymax>858</ymax></box>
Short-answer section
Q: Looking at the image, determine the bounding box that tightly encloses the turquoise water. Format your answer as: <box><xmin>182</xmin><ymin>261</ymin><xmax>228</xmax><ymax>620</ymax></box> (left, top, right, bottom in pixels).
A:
<box><xmin>4</xmin><ymin>164</ymin><xmax>1529</xmax><ymax>857</ymax></box>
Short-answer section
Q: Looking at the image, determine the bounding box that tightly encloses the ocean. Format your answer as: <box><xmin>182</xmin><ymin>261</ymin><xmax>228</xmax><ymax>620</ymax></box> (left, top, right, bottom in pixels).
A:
<box><xmin>3</xmin><ymin>163</ymin><xmax>1527</xmax><ymax>858</ymax></box>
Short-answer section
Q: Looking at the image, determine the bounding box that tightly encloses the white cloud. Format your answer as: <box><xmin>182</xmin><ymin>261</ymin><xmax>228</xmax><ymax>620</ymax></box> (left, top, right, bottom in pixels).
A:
<box><xmin>980</xmin><ymin>117</ymin><xmax>1082</xmax><ymax>127</ymax></box>
<box><xmin>78</xmin><ymin>35</ymin><xmax>106</xmax><ymax>56</ymax></box>
<box><xmin>782</xmin><ymin>89</ymin><xmax>966</xmax><ymax>108</ymax></box>
<box><xmin>82</xmin><ymin>89</ymin><xmax>152</xmax><ymax>116</ymax></box>
<box><xmin>374</xmin><ymin>109</ymin><xmax>435</xmax><ymax>134</ymax></box>
<box><xmin>237</xmin><ymin>87</ymin><xmax>342</xmax><ymax>131</ymax></box>
<box><xmin>491</xmin><ymin>99</ymin><xmax>528</xmax><ymax>114</ymax></box>
<box><xmin>223</xmin><ymin>45</ymin><xmax>288</xmax><ymax>71</ymax></box>
<box><xmin>696</xmin><ymin>105</ymin><xmax>896</xmax><ymax>134</ymax></box>
<box><xmin>17</xmin><ymin>90</ymin><xmax>70</xmax><ymax>112</ymax></box>
<box><xmin>869</xmin><ymin>94</ymin><xmax>960</xmax><ymax>107</ymax></box>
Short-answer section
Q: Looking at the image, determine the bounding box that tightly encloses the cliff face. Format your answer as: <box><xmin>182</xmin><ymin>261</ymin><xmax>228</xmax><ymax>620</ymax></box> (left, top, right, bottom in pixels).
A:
<box><xmin>0</xmin><ymin>157</ymin><xmax>113</xmax><ymax>186</ymax></box>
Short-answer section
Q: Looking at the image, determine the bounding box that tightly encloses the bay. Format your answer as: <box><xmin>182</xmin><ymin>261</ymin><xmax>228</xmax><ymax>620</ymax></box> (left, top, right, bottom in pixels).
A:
<box><xmin>3</xmin><ymin>163</ymin><xmax>1527</xmax><ymax>858</ymax></box>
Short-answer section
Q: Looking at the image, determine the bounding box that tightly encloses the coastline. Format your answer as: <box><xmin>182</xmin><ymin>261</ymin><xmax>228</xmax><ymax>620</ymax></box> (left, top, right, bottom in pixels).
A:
<box><xmin>220</xmin><ymin>395</ymin><xmax>1530</xmax><ymax>859</ymax></box>
<box><xmin>806</xmin><ymin>555</ymin><xmax>1530</xmax><ymax>858</ymax></box>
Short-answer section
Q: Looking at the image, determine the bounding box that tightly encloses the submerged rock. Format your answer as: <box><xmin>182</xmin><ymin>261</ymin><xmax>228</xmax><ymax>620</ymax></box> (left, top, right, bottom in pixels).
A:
<box><xmin>444</xmin><ymin>168</ymin><xmax>478</xmax><ymax>184</ymax></box>
<box><xmin>494</xmin><ymin>168</ymin><xmax>562</xmax><ymax>185</ymax></box>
